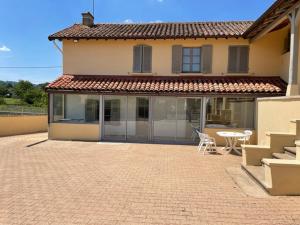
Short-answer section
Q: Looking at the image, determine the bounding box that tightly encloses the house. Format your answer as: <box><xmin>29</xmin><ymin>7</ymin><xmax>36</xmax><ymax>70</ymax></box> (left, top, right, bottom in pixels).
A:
<box><xmin>46</xmin><ymin>0</ymin><xmax>299</xmax><ymax>146</ymax></box>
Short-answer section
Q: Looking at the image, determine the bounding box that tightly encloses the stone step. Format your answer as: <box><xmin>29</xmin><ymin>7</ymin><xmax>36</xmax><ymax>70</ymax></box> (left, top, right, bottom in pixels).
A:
<box><xmin>284</xmin><ymin>146</ymin><xmax>296</xmax><ymax>156</ymax></box>
<box><xmin>272</xmin><ymin>152</ymin><xmax>295</xmax><ymax>160</ymax></box>
<box><xmin>241</xmin><ymin>164</ymin><xmax>271</xmax><ymax>192</ymax></box>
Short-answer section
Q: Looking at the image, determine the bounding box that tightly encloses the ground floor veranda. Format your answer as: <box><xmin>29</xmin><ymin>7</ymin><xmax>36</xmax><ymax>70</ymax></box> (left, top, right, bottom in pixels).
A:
<box><xmin>48</xmin><ymin>93</ymin><xmax>257</xmax><ymax>144</ymax></box>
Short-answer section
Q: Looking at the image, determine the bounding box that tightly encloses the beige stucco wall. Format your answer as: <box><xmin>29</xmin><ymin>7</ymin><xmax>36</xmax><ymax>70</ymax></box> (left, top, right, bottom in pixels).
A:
<box><xmin>48</xmin><ymin>123</ymin><xmax>100</xmax><ymax>141</ymax></box>
<box><xmin>62</xmin><ymin>28</ymin><xmax>287</xmax><ymax>77</ymax></box>
<box><xmin>256</xmin><ymin>96</ymin><xmax>300</xmax><ymax>145</ymax></box>
<box><xmin>0</xmin><ymin>115</ymin><xmax>47</xmax><ymax>137</ymax></box>
<box><xmin>280</xmin><ymin>52</ymin><xmax>290</xmax><ymax>82</ymax></box>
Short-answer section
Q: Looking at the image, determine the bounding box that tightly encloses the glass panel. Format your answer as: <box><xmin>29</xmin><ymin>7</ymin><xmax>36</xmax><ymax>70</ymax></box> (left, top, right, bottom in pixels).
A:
<box><xmin>192</xmin><ymin>64</ymin><xmax>200</xmax><ymax>72</ymax></box>
<box><xmin>182</xmin><ymin>64</ymin><xmax>190</xmax><ymax>72</ymax></box>
<box><xmin>103</xmin><ymin>96</ymin><xmax>127</xmax><ymax>140</ymax></box>
<box><xmin>85</xmin><ymin>97</ymin><xmax>99</xmax><ymax>123</ymax></box>
<box><xmin>183</xmin><ymin>56</ymin><xmax>190</xmax><ymax>64</ymax></box>
<box><xmin>205</xmin><ymin>97</ymin><xmax>255</xmax><ymax>129</ymax></box>
<box><xmin>152</xmin><ymin>97</ymin><xmax>176</xmax><ymax>142</ymax></box>
<box><xmin>53</xmin><ymin>94</ymin><xmax>99</xmax><ymax>123</ymax></box>
<box><xmin>192</xmin><ymin>56</ymin><xmax>200</xmax><ymax>64</ymax></box>
<box><xmin>192</xmin><ymin>48</ymin><xmax>200</xmax><ymax>56</ymax></box>
<box><xmin>183</xmin><ymin>48</ymin><xmax>190</xmax><ymax>56</ymax></box>
<box><xmin>127</xmin><ymin>96</ymin><xmax>149</xmax><ymax>141</ymax></box>
<box><xmin>53</xmin><ymin>94</ymin><xmax>64</xmax><ymax>122</ymax></box>
<box><xmin>176</xmin><ymin>98</ymin><xmax>201</xmax><ymax>142</ymax></box>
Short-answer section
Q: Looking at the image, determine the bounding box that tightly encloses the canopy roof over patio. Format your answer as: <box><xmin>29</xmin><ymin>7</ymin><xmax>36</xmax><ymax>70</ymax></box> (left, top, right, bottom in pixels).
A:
<box><xmin>45</xmin><ymin>74</ymin><xmax>287</xmax><ymax>96</ymax></box>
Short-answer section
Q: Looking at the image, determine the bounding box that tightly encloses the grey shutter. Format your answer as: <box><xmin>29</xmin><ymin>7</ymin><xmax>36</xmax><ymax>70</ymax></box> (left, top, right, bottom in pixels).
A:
<box><xmin>239</xmin><ymin>46</ymin><xmax>249</xmax><ymax>73</ymax></box>
<box><xmin>228</xmin><ymin>46</ymin><xmax>238</xmax><ymax>73</ymax></box>
<box><xmin>201</xmin><ymin>45</ymin><xmax>213</xmax><ymax>74</ymax></box>
<box><xmin>133</xmin><ymin>45</ymin><xmax>142</xmax><ymax>73</ymax></box>
<box><xmin>142</xmin><ymin>45</ymin><xmax>152</xmax><ymax>73</ymax></box>
<box><xmin>172</xmin><ymin>45</ymin><xmax>183</xmax><ymax>74</ymax></box>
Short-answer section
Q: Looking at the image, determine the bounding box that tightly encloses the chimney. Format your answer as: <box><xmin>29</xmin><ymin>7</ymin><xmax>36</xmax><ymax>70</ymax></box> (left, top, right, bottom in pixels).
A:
<box><xmin>82</xmin><ymin>12</ymin><xmax>94</xmax><ymax>27</ymax></box>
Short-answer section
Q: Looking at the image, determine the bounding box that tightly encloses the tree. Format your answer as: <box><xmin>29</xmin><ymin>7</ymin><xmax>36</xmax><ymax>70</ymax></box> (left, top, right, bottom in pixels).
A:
<box><xmin>14</xmin><ymin>80</ymin><xmax>34</xmax><ymax>99</ymax></box>
<box><xmin>0</xmin><ymin>83</ymin><xmax>8</xmax><ymax>97</ymax></box>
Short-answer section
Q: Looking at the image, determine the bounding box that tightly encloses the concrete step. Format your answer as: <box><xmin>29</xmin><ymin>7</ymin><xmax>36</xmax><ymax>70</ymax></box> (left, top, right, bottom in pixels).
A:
<box><xmin>272</xmin><ymin>152</ymin><xmax>295</xmax><ymax>160</ymax></box>
<box><xmin>241</xmin><ymin>164</ymin><xmax>271</xmax><ymax>192</ymax></box>
<box><xmin>284</xmin><ymin>146</ymin><xmax>296</xmax><ymax>156</ymax></box>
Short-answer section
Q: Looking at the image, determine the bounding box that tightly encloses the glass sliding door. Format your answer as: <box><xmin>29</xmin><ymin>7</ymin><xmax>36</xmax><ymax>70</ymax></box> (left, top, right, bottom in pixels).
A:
<box><xmin>152</xmin><ymin>97</ymin><xmax>201</xmax><ymax>143</ymax></box>
<box><xmin>152</xmin><ymin>97</ymin><xmax>177</xmax><ymax>142</ymax></box>
<box><xmin>176</xmin><ymin>98</ymin><xmax>202</xmax><ymax>142</ymax></box>
<box><xmin>101</xmin><ymin>95</ymin><xmax>202</xmax><ymax>143</ymax></box>
<box><xmin>103</xmin><ymin>96</ymin><xmax>127</xmax><ymax>141</ymax></box>
<box><xmin>127</xmin><ymin>96</ymin><xmax>150</xmax><ymax>142</ymax></box>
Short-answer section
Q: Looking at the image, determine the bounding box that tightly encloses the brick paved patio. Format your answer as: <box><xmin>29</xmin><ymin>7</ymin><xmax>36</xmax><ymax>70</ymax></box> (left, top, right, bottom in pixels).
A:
<box><xmin>1</xmin><ymin>133</ymin><xmax>300</xmax><ymax>225</ymax></box>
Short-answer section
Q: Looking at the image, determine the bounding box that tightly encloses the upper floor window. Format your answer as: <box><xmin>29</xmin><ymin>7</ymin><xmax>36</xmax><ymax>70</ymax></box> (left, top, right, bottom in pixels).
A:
<box><xmin>182</xmin><ymin>47</ymin><xmax>201</xmax><ymax>73</ymax></box>
<box><xmin>133</xmin><ymin>45</ymin><xmax>152</xmax><ymax>73</ymax></box>
<box><xmin>172</xmin><ymin>45</ymin><xmax>212</xmax><ymax>74</ymax></box>
<box><xmin>228</xmin><ymin>46</ymin><xmax>249</xmax><ymax>73</ymax></box>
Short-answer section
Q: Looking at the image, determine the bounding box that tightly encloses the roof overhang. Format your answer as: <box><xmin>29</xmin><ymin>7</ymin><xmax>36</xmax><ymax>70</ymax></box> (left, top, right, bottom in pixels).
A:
<box><xmin>244</xmin><ymin>0</ymin><xmax>300</xmax><ymax>42</ymax></box>
<box><xmin>45</xmin><ymin>74</ymin><xmax>287</xmax><ymax>97</ymax></box>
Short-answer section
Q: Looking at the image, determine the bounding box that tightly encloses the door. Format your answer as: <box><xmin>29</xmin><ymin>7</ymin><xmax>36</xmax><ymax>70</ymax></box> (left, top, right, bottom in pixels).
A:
<box><xmin>152</xmin><ymin>97</ymin><xmax>202</xmax><ymax>143</ymax></box>
<box><xmin>127</xmin><ymin>96</ymin><xmax>150</xmax><ymax>142</ymax></box>
<box><xmin>103</xmin><ymin>96</ymin><xmax>127</xmax><ymax>141</ymax></box>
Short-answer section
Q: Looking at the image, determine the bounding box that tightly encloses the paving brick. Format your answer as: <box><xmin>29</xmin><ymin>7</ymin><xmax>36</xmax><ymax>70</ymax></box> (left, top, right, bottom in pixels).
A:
<box><xmin>0</xmin><ymin>133</ymin><xmax>300</xmax><ymax>224</ymax></box>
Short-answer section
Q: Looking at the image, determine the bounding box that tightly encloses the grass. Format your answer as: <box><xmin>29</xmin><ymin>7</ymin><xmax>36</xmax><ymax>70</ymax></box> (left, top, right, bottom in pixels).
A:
<box><xmin>0</xmin><ymin>98</ymin><xmax>47</xmax><ymax>115</ymax></box>
<box><xmin>4</xmin><ymin>98</ymin><xmax>24</xmax><ymax>105</ymax></box>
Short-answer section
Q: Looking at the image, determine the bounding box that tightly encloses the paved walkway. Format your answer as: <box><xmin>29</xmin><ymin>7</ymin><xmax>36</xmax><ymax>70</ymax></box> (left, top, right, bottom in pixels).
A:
<box><xmin>0</xmin><ymin>133</ymin><xmax>300</xmax><ymax>225</ymax></box>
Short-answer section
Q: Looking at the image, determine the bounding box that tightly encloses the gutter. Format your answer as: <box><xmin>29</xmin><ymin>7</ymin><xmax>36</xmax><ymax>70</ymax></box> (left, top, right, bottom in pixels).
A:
<box><xmin>52</xmin><ymin>40</ymin><xmax>63</xmax><ymax>54</ymax></box>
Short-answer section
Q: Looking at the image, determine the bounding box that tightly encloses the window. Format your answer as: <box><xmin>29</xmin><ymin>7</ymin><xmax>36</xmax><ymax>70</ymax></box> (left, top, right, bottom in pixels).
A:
<box><xmin>228</xmin><ymin>46</ymin><xmax>249</xmax><ymax>73</ymax></box>
<box><xmin>136</xmin><ymin>97</ymin><xmax>149</xmax><ymax>121</ymax></box>
<box><xmin>53</xmin><ymin>94</ymin><xmax>64</xmax><ymax>121</ymax></box>
<box><xmin>133</xmin><ymin>45</ymin><xmax>152</xmax><ymax>73</ymax></box>
<box><xmin>85</xmin><ymin>99</ymin><xmax>99</xmax><ymax>122</ymax></box>
<box><xmin>182</xmin><ymin>47</ymin><xmax>201</xmax><ymax>73</ymax></box>
<box><xmin>104</xmin><ymin>99</ymin><xmax>121</xmax><ymax>121</ymax></box>
<box><xmin>205</xmin><ymin>97</ymin><xmax>255</xmax><ymax>129</ymax></box>
<box><xmin>52</xmin><ymin>94</ymin><xmax>99</xmax><ymax>123</ymax></box>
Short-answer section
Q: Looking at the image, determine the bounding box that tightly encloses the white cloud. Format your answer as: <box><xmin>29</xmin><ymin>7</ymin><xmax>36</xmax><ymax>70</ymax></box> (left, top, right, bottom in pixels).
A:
<box><xmin>123</xmin><ymin>19</ymin><xmax>134</xmax><ymax>24</ymax></box>
<box><xmin>150</xmin><ymin>20</ymin><xmax>163</xmax><ymax>23</ymax></box>
<box><xmin>0</xmin><ymin>45</ymin><xmax>11</xmax><ymax>52</ymax></box>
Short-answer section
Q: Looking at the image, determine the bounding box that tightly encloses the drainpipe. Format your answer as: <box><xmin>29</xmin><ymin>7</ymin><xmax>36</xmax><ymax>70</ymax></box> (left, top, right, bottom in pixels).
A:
<box><xmin>52</xmin><ymin>40</ymin><xmax>63</xmax><ymax>54</ymax></box>
<box><xmin>287</xmin><ymin>8</ymin><xmax>300</xmax><ymax>96</ymax></box>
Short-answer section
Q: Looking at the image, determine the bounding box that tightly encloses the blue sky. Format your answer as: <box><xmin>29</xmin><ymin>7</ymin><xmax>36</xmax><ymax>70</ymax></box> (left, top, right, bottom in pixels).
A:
<box><xmin>0</xmin><ymin>0</ymin><xmax>275</xmax><ymax>84</ymax></box>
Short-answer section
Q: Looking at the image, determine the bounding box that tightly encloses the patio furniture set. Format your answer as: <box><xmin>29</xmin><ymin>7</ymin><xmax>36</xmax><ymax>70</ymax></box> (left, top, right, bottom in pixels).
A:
<box><xmin>192</xmin><ymin>126</ymin><xmax>253</xmax><ymax>155</ymax></box>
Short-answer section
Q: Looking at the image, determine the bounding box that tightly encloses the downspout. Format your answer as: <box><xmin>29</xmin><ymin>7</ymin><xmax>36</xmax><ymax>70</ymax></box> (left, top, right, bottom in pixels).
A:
<box><xmin>52</xmin><ymin>40</ymin><xmax>63</xmax><ymax>54</ymax></box>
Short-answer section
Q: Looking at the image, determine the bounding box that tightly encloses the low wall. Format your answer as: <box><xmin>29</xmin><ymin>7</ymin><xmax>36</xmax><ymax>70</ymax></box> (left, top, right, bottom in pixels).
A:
<box><xmin>257</xmin><ymin>96</ymin><xmax>300</xmax><ymax>145</ymax></box>
<box><xmin>48</xmin><ymin>123</ymin><xmax>100</xmax><ymax>141</ymax></box>
<box><xmin>203</xmin><ymin>128</ymin><xmax>257</xmax><ymax>146</ymax></box>
<box><xmin>0</xmin><ymin>115</ymin><xmax>48</xmax><ymax>137</ymax></box>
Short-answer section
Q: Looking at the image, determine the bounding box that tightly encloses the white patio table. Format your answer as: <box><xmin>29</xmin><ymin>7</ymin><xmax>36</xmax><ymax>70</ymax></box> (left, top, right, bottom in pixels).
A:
<box><xmin>216</xmin><ymin>131</ymin><xmax>247</xmax><ymax>155</ymax></box>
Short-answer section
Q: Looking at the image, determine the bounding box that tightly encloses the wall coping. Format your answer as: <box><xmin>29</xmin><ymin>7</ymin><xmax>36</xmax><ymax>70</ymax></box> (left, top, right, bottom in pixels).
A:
<box><xmin>257</xmin><ymin>95</ymin><xmax>300</xmax><ymax>101</ymax></box>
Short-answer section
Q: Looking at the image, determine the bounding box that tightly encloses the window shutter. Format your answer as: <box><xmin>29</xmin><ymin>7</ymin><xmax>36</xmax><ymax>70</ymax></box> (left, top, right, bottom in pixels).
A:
<box><xmin>142</xmin><ymin>45</ymin><xmax>152</xmax><ymax>73</ymax></box>
<box><xmin>133</xmin><ymin>45</ymin><xmax>142</xmax><ymax>73</ymax></box>
<box><xmin>201</xmin><ymin>45</ymin><xmax>213</xmax><ymax>74</ymax></box>
<box><xmin>239</xmin><ymin>46</ymin><xmax>249</xmax><ymax>73</ymax></box>
<box><xmin>228</xmin><ymin>46</ymin><xmax>238</xmax><ymax>73</ymax></box>
<box><xmin>172</xmin><ymin>45</ymin><xmax>183</xmax><ymax>74</ymax></box>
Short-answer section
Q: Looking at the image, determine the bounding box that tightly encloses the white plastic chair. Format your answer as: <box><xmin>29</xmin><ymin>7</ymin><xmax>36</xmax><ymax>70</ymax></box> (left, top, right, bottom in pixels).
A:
<box><xmin>238</xmin><ymin>130</ymin><xmax>253</xmax><ymax>144</ymax></box>
<box><xmin>191</xmin><ymin>124</ymin><xmax>200</xmax><ymax>141</ymax></box>
<box><xmin>196</xmin><ymin>130</ymin><xmax>217</xmax><ymax>155</ymax></box>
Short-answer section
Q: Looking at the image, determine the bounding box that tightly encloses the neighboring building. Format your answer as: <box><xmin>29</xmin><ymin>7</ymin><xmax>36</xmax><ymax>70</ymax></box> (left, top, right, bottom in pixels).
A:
<box><xmin>46</xmin><ymin>0</ymin><xmax>300</xmax><ymax>143</ymax></box>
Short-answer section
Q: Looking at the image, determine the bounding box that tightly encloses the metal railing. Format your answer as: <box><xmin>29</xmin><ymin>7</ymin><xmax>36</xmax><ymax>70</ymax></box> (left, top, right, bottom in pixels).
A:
<box><xmin>0</xmin><ymin>105</ymin><xmax>47</xmax><ymax>115</ymax></box>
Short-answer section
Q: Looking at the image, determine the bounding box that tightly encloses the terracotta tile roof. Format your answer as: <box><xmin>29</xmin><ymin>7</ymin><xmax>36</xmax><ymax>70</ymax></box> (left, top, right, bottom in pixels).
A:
<box><xmin>46</xmin><ymin>75</ymin><xmax>287</xmax><ymax>96</ymax></box>
<box><xmin>244</xmin><ymin>0</ymin><xmax>299</xmax><ymax>39</ymax></box>
<box><xmin>48</xmin><ymin>21</ymin><xmax>254</xmax><ymax>41</ymax></box>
